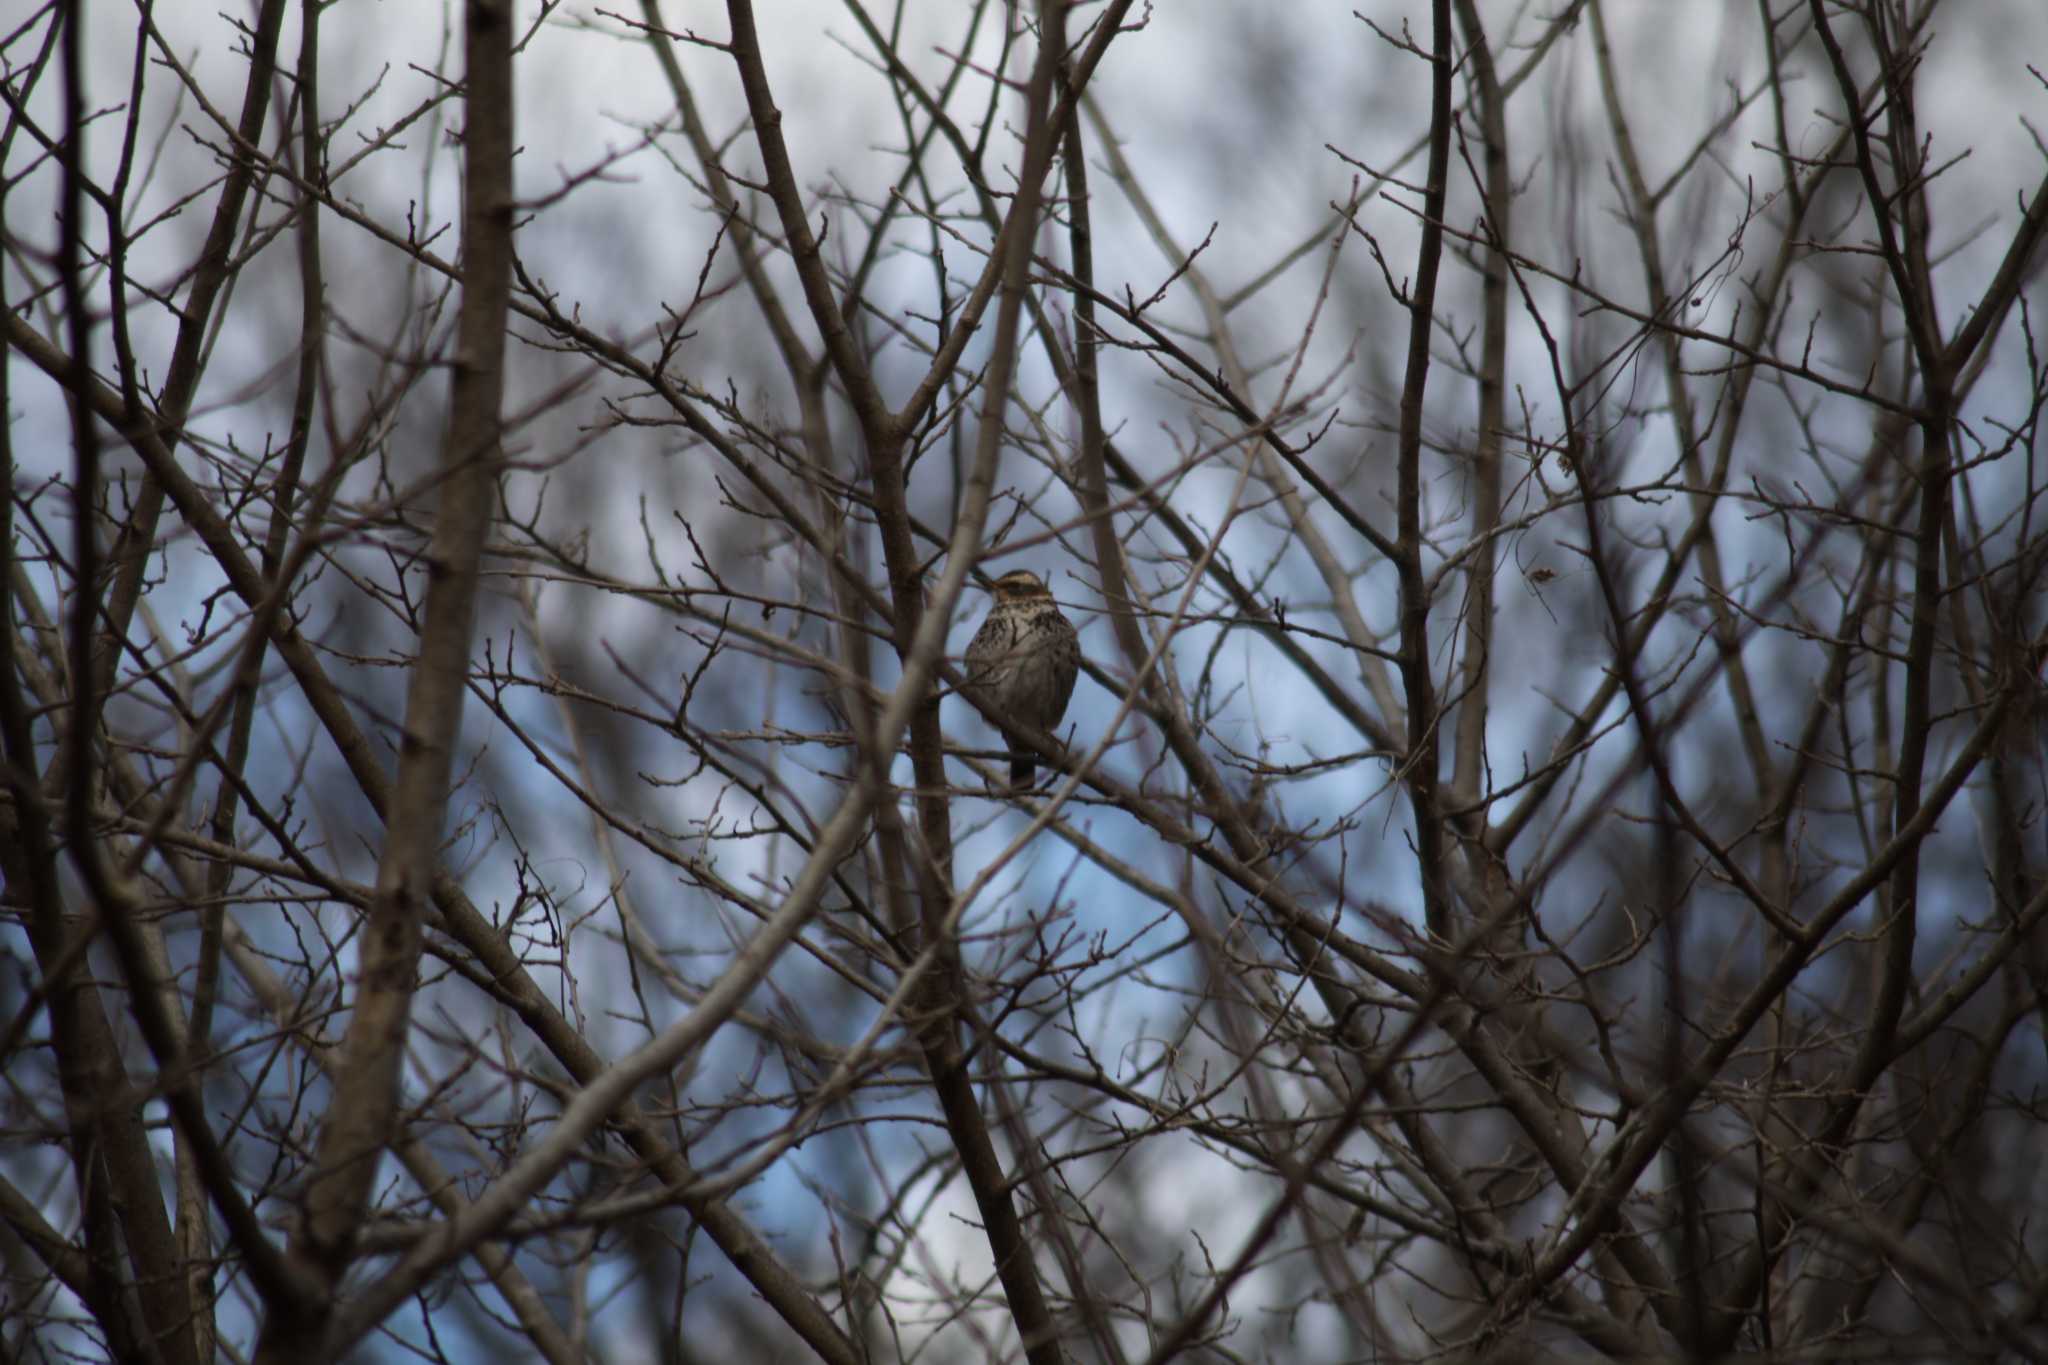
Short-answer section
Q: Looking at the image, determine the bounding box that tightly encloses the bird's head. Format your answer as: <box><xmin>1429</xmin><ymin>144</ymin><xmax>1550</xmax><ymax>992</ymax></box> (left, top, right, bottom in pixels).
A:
<box><xmin>987</xmin><ymin>569</ymin><xmax>1052</xmax><ymax>602</ymax></box>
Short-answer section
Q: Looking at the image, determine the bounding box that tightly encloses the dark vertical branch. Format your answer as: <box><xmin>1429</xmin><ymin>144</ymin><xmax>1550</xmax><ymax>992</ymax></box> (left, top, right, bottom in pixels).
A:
<box><xmin>259</xmin><ymin>0</ymin><xmax>513</xmax><ymax>1355</ymax></box>
<box><xmin>1448</xmin><ymin>0</ymin><xmax>1507</xmax><ymax>812</ymax></box>
<box><xmin>32</xmin><ymin>13</ymin><xmax>307</xmax><ymax>1335</ymax></box>
<box><xmin>1396</xmin><ymin>0</ymin><xmax>1456</xmax><ymax>937</ymax></box>
<box><xmin>44</xmin><ymin>5</ymin><xmax>197</xmax><ymax>1360</ymax></box>
<box><xmin>1061</xmin><ymin>67</ymin><xmax>1148</xmax><ymax>684</ymax></box>
<box><xmin>1587</xmin><ymin>0</ymin><xmax>1775</xmax><ymax>795</ymax></box>
<box><xmin>1809</xmin><ymin>0</ymin><xmax>1948</xmax><ymax>1093</ymax></box>
<box><xmin>718</xmin><ymin>0</ymin><xmax>891</xmax><ymax>433</ymax></box>
<box><xmin>0</xmin><ymin>15</ymin><xmax>151</xmax><ymax>1365</ymax></box>
<box><xmin>635</xmin><ymin>0</ymin><xmax>816</xmax><ymax>376</ymax></box>
<box><xmin>180</xmin><ymin>8</ymin><xmax>331</xmax><ymax>1353</ymax></box>
<box><xmin>90</xmin><ymin>0</ymin><xmax>291</xmax><ymax>702</ymax></box>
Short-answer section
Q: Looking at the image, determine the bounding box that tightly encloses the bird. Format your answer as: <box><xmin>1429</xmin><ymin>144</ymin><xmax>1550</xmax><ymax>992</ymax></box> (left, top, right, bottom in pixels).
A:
<box><xmin>963</xmin><ymin>568</ymin><xmax>1079</xmax><ymax>793</ymax></box>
